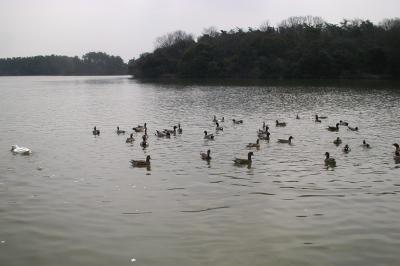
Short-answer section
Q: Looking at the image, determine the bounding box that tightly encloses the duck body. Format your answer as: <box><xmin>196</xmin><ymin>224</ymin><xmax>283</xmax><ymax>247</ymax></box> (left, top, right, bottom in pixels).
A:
<box><xmin>324</xmin><ymin>152</ymin><xmax>336</xmax><ymax>167</ymax></box>
<box><xmin>276</xmin><ymin>120</ymin><xmax>287</xmax><ymax>127</ymax></box>
<box><xmin>234</xmin><ymin>152</ymin><xmax>253</xmax><ymax>165</ymax></box>
<box><xmin>200</xmin><ymin>150</ymin><xmax>211</xmax><ymax>160</ymax></box>
<box><xmin>258</xmin><ymin>132</ymin><xmax>270</xmax><ymax>141</ymax></box>
<box><xmin>11</xmin><ymin>145</ymin><xmax>31</xmax><ymax>155</ymax></box>
<box><xmin>247</xmin><ymin>139</ymin><xmax>260</xmax><ymax>148</ymax></box>
<box><xmin>333</xmin><ymin>137</ymin><xmax>342</xmax><ymax>145</ymax></box>
<box><xmin>204</xmin><ymin>131</ymin><xmax>215</xmax><ymax>140</ymax></box>
<box><xmin>277</xmin><ymin>136</ymin><xmax>293</xmax><ymax>144</ymax></box>
<box><xmin>130</xmin><ymin>155</ymin><xmax>151</xmax><ymax>167</ymax></box>
<box><xmin>394</xmin><ymin>151</ymin><xmax>400</xmax><ymax>163</ymax></box>
<box><xmin>348</xmin><ymin>126</ymin><xmax>358</xmax><ymax>131</ymax></box>
<box><xmin>215</xmin><ymin>122</ymin><xmax>223</xmax><ymax>131</ymax></box>
<box><xmin>362</xmin><ymin>140</ymin><xmax>371</xmax><ymax>148</ymax></box>
<box><xmin>343</xmin><ymin>144</ymin><xmax>351</xmax><ymax>153</ymax></box>
<box><xmin>133</xmin><ymin>123</ymin><xmax>146</xmax><ymax>133</ymax></box>
<box><xmin>232</xmin><ymin>119</ymin><xmax>243</xmax><ymax>124</ymax></box>
<box><xmin>163</xmin><ymin>126</ymin><xmax>177</xmax><ymax>135</ymax></box>
<box><xmin>327</xmin><ymin>123</ymin><xmax>339</xmax><ymax>132</ymax></box>
<box><xmin>116</xmin><ymin>126</ymin><xmax>126</xmax><ymax>134</ymax></box>
<box><xmin>126</xmin><ymin>133</ymin><xmax>135</xmax><ymax>143</ymax></box>
<box><xmin>92</xmin><ymin>126</ymin><xmax>100</xmax><ymax>135</ymax></box>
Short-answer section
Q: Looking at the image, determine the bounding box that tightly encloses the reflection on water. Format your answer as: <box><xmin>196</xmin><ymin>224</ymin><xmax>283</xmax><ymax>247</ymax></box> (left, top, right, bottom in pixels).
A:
<box><xmin>0</xmin><ymin>76</ymin><xmax>400</xmax><ymax>266</ymax></box>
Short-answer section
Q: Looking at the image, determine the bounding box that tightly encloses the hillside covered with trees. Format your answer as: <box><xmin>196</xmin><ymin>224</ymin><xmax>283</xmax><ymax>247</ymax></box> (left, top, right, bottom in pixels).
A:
<box><xmin>128</xmin><ymin>16</ymin><xmax>400</xmax><ymax>79</ymax></box>
<box><xmin>0</xmin><ymin>52</ymin><xmax>127</xmax><ymax>76</ymax></box>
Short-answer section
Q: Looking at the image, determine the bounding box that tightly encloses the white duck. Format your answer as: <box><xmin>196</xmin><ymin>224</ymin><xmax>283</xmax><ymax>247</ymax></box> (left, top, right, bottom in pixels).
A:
<box><xmin>11</xmin><ymin>145</ymin><xmax>31</xmax><ymax>155</ymax></box>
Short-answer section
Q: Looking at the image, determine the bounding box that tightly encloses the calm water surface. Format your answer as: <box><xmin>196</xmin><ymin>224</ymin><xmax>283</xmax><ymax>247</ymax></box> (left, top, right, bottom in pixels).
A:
<box><xmin>0</xmin><ymin>76</ymin><xmax>400</xmax><ymax>266</ymax></box>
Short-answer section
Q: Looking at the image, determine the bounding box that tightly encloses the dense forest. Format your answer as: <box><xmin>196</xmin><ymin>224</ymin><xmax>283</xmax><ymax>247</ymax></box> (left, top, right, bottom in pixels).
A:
<box><xmin>0</xmin><ymin>52</ymin><xmax>127</xmax><ymax>76</ymax></box>
<box><xmin>128</xmin><ymin>16</ymin><xmax>400</xmax><ymax>79</ymax></box>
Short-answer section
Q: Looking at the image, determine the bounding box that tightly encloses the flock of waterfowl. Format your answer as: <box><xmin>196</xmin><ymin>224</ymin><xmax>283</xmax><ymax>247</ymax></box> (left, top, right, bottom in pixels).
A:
<box><xmin>87</xmin><ymin>114</ymin><xmax>400</xmax><ymax>169</ymax></box>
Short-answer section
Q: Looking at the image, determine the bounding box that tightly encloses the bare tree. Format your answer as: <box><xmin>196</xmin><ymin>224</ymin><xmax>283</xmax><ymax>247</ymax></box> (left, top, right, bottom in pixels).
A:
<box><xmin>279</xmin><ymin>16</ymin><xmax>325</xmax><ymax>28</ymax></box>
<box><xmin>155</xmin><ymin>30</ymin><xmax>194</xmax><ymax>49</ymax></box>
<box><xmin>202</xmin><ymin>26</ymin><xmax>220</xmax><ymax>37</ymax></box>
<box><xmin>379</xmin><ymin>18</ymin><xmax>400</xmax><ymax>30</ymax></box>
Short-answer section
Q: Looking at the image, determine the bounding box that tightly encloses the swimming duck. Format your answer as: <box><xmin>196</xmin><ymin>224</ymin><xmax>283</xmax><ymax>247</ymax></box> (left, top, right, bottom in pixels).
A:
<box><xmin>362</xmin><ymin>140</ymin><xmax>371</xmax><ymax>148</ymax></box>
<box><xmin>204</xmin><ymin>131</ymin><xmax>215</xmax><ymax>140</ymax></box>
<box><xmin>232</xmin><ymin>119</ymin><xmax>243</xmax><ymax>124</ymax></box>
<box><xmin>333</xmin><ymin>137</ymin><xmax>342</xmax><ymax>145</ymax></box>
<box><xmin>10</xmin><ymin>145</ymin><xmax>31</xmax><ymax>155</ymax></box>
<box><xmin>178</xmin><ymin>123</ymin><xmax>183</xmax><ymax>134</ymax></box>
<box><xmin>258</xmin><ymin>132</ymin><xmax>270</xmax><ymax>141</ymax></box>
<box><xmin>276</xmin><ymin>120</ymin><xmax>287</xmax><ymax>127</ymax></box>
<box><xmin>200</xmin><ymin>149</ymin><xmax>211</xmax><ymax>160</ymax></box>
<box><xmin>234</xmin><ymin>152</ymin><xmax>254</xmax><ymax>165</ymax></box>
<box><xmin>327</xmin><ymin>123</ymin><xmax>339</xmax><ymax>132</ymax></box>
<box><xmin>213</xmin><ymin>116</ymin><xmax>224</xmax><ymax>123</ymax></box>
<box><xmin>163</xmin><ymin>126</ymin><xmax>177</xmax><ymax>135</ymax></box>
<box><xmin>133</xmin><ymin>123</ymin><xmax>146</xmax><ymax>132</ymax></box>
<box><xmin>339</xmin><ymin>120</ymin><xmax>349</xmax><ymax>126</ymax></box>
<box><xmin>258</xmin><ymin>122</ymin><xmax>269</xmax><ymax>134</ymax></box>
<box><xmin>116</xmin><ymin>126</ymin><xmax>126</xmax><ymax>134</ymax></box>
<box><xmin>348</xmin><ymin>126</ymin><xmax>358</xmax><ymax>131</ymax></box>
<box><xmin>215</xmin><ymin>122</ymin><xmax>223</xmax><ymax>131</ymax></box>
<box><xmin>92</xmin><ymin>126</ymin><xmax>100</xmax><ymax>135</ymax></box>
<box><xmin>130</xmin><ymin>155</ymin><xmax>151</xmax><ymax>167</ymax></box>
<box><xmin>140</xmin><ymin>135</ymin><xmax>149</xmax><ymax>148</ymax></box>
<box><xmin>126</xmin><ymin>133</ymin><xmax>135</xmax><ymax>143</ymax></box>
<box><xmin>277</xmin><ymin>136</ymin><xmax>293</xmax><ymax>144</ymax></box>
<box><xmin>315</xmin><ymin>115</ymin><xmax>322</xmax><ymax>123</ymax></box>
<box><xmin>324</xmin><ymin>152</ymin><xmax>336</xmax><ymax>167</ymax></box>
<box><xmin>394</xmin><ymin>151</ymin><xmax>400</xmax><ymax>164</ymax></box>
<box><xmin>247</xmin><ymin>139</ymin><xmax>260</xmax><ymax>148</ymax></box>
<box><xmin>394</xmin><ymin>143</ymin><xmax>400</xmax><ymax>152</ymax></box>
<box><xmin>343</xmin><ymin>144</ymin><xmax>351</xmax><ymax>153</ymax></box>
<box><xmin>155</xmin><ymin>130</ymin><xmax>167</xmax><ymax>137</ymax></box>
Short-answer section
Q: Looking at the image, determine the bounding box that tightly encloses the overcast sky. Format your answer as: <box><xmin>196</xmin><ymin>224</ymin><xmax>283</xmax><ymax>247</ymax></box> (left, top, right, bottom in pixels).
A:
<box><xmin>0</xmin><ymin>0</ymin><xmax>399</xmax><ymax>61</ymax></box>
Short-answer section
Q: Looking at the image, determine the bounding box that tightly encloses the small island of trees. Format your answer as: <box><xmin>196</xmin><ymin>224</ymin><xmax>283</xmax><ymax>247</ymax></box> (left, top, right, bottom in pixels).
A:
<box><xmin>0</xmin><ymin>52</ymin><xmax>127</xmax><ymax>76</ymax></box>
<box><xmin>128</xmin><ymin>16</ymin><xmax>400</xmax><ymax>80</ymax></box>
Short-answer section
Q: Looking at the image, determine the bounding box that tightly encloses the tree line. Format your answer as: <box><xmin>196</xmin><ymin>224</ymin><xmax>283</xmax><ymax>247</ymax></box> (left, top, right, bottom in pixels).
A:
<box><xmin>128</xmin><ymin>16</ymin><xmax>400</xmax><ymax>79</ymax></box>
<box><xmin>0</xmin><ymin>52</ymin><xmax>127</xmax><ymax>76</ymax></box>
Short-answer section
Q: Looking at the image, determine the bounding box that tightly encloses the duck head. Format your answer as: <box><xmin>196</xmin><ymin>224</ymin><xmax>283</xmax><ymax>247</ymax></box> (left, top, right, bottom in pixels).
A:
<box><xmin>248</xmin><ymin>152</ymin><xmax>254</xmax><ymax>160</ymax></box>
<box><xmin>146</xmin><ymin>155</ymin><xmax>151</xmax><ymax>162</ymax></box>
<box><xmin>204</xmin><ymin>130</ymin><xmax>208</xmax><ymax>135</ymax></box>
<box><xmin>325</xmin><ymin>152</ymin><xmax>330</xmax><ymax>158</ymax></box>
<box><xmin>394</xmin><ymin>143</ymin><xmax>399</xmax><ymax>148</ymax></box>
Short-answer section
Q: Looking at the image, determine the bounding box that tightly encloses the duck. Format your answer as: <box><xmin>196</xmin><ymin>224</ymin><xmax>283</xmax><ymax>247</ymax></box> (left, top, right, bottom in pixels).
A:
<box><xmin>140</xmin><ymin>135</ymin><xmax>149</xmax><ymax>148</ymax></box>
<box><xmin>333</xmin><ymin>137</ymin><xmax>342</xmax><ymax>145</ymax></box>
<box><xmin>394</xmin><ymin>143</ymin><xmax>400</xmax><ymax>152</ymax></box>
<box><xmin>133</xmin><ymin>123</ymin><xmax>146</xmax><ymax>133</ymax></box>
<box><xmin>126</xmin><ymin>133</ymin><xmax>135</xmax><ymax>143</ymax></box>
<box><xmin>277</xmin><ymin>136</ymin><xmax>293</xmax><ymax>144</ymax></box>
<box><xmin>215</xmin><ymin>122</ymin><xmax>223</xmax><ymax>131</ymax></box>
<box><xmin>315</xmin><ymin>115</ymin><xmax>322</xmax><ymax>123</ymax></box>
<box><xmin>130</xmin><ymin>155</ymin><xmax>151</xmax><ymax>167</ymax></box>
<box><xmin>10</xmin><ymin>145</ymin><xmax>31</xmax><ymax>155</ymax></box>
<box><xmin>213</xmin><ymin>116</ymin><xmax>224</xmax><ymax>123</ymax></box>
<box><xmin>116</xmin><ymin>126</ymin><xmax>126</xmax><ymax>134</ymax></box>
<box><xmin>232</xmin><ymin>119</ymin><xmax>243</xmax><ymax>124</ymax></box>
<box><xmin>276</xmin><ymin>120</ymin><xmax>287</xmax><ymax>127</ymax></box>
<box><xmin>200</xmin><ymin>149</ymin><xmax>211</xmax><ymax>160</ymax></box>
<box><xmin>339</xmin><ymin>120</ymin><xmax>349</xmax><ymax>126</ymax></box>
<box><xmin>92</xmin><ymin>126</ymin><xmax>100</xmax><ymax>135</ymax></box>
<box><xmin>296</xmin><ymin>114</ymin><xmax>300</xmax><ymax>119</ymax></box>
<box><xmin>327</xmin><ymin>123</ymin><xmax>339</xmax><ymax>132</ymax></box>
<box><xmin>258</xmin><ymin>132</ymin><xmax>270</xmax><ymax>141</ymax></box>
<box><xmin>324</xmin><ymin>152</ymin><xmax>336</xmax><ymax>167</ymax></box>
<box><xmin>258</xmin><ymin>122</ymin><xmax>269</xmax><ymax>134</ymax></box>
<box><xmin>343</xmin><ymin>144</ymin><xmax>351</xmax><ymax>153</ymax></box>
<box><xmin>163</xmin><ymin>126</ymin><xmax>177</xmax><ymax>135</ymax></box>
<box><xmin>234</xmin><ymin>152</ymin><xmax>254</xmax><ymax>165</ymax></box>
<box><xmin>247</xmin><ymin>139</ymin><xmax>260</xmax><ymax>148</ymax></box>
<box><xmin>177</xmin><ymin>123</ymin><xmax>183</xmax><ymax>134</ymax></box>
<box><xmin>394</xmin><ymin>151</ymin><xmax>400</xmax><ymax>164</ymax></box>
<box><xmin>155</xmin><ymin>130</ymin><xmax>167</xmax><ymax>137</ymax></box>
<box><xmin>362</xmin><ymin>140</ymin><xmax>371</xmax><ymax>148</ymax></box>
<box><xmin>348</xmin><ymin>126</ymin><xmax>358</xmax><ymax>131</ymax></box>
<box><xmin>318</xmin><ymin>115</ymin><xmax>328</xmax><ymax>119</ymax></box>
<box><xmin>203</xmin><ymin>131</ymin><xmax>215</xmax><ymax>140</ymax></box>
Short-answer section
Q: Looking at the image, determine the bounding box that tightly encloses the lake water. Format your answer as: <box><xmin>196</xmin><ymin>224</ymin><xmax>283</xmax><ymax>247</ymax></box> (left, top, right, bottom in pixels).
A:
<box><xmin>0</xmin><ymin>76</ymin><xmax>400</xmax><ymax>266</ymax></box>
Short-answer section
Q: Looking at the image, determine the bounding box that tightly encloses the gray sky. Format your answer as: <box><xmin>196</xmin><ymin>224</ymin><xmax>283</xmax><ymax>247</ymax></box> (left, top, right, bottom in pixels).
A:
<box><xmin>0</xmin><ymin>0</ymin><xmax>399</xmax><ymax>62</ymax></box>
